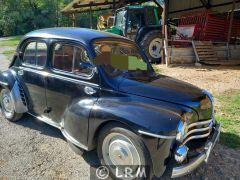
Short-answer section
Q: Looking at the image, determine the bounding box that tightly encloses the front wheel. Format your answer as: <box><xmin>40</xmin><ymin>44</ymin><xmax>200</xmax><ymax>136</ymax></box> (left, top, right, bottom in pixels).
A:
<box><xmin>140</xmin><ymin>31</ymin><xmax>163</xmax><ymax>63</ymax></box>
<box><xmin>97</xmin><ymin>124</ymin><xmax>151</xmax><ymax>179</ymax></box>
<box><xmin>0</xmin><ymin>89</ymin><xmax>22</xmax><ymax>122</ymax></box>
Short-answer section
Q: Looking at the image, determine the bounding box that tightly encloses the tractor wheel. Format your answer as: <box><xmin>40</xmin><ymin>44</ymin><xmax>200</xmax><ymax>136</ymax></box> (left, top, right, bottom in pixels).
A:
<box><xmin>140</xmin><ymin>31</ymin><xmax>163</xmax><ymax>63</ymax></box>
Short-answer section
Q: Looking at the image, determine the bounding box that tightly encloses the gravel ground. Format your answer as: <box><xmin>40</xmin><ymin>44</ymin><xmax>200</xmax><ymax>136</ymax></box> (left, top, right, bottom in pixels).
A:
<box><xmin>0</xmin><ymin>46</ymin><xmax>240</xmax><ymax>179</ymax></box>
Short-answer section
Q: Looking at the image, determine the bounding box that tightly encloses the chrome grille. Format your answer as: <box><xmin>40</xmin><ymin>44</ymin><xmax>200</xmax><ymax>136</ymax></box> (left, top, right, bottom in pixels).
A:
<box><xmin>182</xmin><ymin>119</ymin><xmax>213</xmax><ymax>145</ymax></box>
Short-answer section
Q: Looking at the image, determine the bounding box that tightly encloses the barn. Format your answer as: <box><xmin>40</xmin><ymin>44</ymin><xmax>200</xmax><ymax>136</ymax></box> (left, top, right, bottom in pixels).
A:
<box><xmin>62</xmin><ymin>0</ymin><xmax>240</xmax><ymax>66</ymax></box>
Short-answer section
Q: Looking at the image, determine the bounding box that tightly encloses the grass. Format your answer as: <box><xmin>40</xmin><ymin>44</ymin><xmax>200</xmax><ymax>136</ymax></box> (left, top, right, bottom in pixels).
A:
<box><xmin>2</xmin><ymin>50</ymin><xmax>15</xmax><ymax>60</ymax></box>
<box><xmin>0</xmin><ymin>36</ymin><xmax>21</xmax><ymax>47</ymax></box>
<box><xmin>216</xmin><ymin>90</ymin><xmax>240</xmax><ymax>149</ymax></box>
<box><xmin>2</xmin><ymin>50</ymin><xmax>15</xmax><ymax>55</ymax></box>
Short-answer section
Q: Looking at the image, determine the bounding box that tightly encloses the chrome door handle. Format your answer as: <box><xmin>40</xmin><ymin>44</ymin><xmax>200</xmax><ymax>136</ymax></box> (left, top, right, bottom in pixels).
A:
<box><xmin>18</xmin><ymin>70</ymin><xmax>24</xmax><ymax>76</ymax></box>
<box><xmin>84</xmin><ymin>86</ymin><xmax>97</xmax><ymax>95</ymax></box>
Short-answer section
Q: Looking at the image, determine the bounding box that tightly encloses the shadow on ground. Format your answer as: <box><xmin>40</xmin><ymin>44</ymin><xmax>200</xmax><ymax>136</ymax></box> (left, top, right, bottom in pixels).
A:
<box><xmin>15</xmin><ymin>114</ymin><xmax>63</xmax><ymax>139</ymax></box>
<box><xmin>220</xmin><ymin>132</ymin><xmax>240</xmax><ymax>149</ymax></box>
<box><xmin>15</xmin><ymin>114</ymin><xmax>101</xmax><ymax>167</ymax></box>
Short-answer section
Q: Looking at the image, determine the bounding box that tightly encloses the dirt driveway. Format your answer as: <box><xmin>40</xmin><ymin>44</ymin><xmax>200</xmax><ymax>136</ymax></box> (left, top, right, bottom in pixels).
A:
<box><xmin>156</xmin><ymin>64</ymin><xmax>240</xmax><ymax>95</ymax></box>
<box><xmin>0</xmin><ymin>47</ymin><xmax>240</xmax><ymax>179</ymax></box>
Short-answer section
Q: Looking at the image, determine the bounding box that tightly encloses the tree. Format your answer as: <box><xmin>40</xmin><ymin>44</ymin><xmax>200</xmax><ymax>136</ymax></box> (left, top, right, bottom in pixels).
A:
<box><xmin>0</xmin><ymin>0</ymin><xmax>71</xmax><ymax>36</ymax></box>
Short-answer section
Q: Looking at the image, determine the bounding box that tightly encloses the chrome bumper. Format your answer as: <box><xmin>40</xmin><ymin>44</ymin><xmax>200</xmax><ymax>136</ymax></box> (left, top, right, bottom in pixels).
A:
<box><xmin>171</xmin><ymin>123</ymin><xmax>221</xmax><ymax>178</ymax></box>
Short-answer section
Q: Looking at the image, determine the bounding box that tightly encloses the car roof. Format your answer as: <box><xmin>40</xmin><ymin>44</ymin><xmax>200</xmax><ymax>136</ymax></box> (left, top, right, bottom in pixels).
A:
<box><xmin>23</xmin><ymin>28</ymin><xmax>128</xmax><ymax>45</ymax></box>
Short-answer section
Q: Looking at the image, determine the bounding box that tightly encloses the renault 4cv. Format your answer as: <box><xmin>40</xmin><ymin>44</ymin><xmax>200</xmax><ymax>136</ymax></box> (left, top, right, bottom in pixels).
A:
<box><xmin>0</xmin><ymin>28</ymin><xmax>220</xmax><ymax>179</ymax></box>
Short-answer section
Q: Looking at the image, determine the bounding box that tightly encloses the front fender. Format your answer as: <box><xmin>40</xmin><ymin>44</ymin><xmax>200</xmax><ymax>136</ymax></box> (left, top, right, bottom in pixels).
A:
<box><xmin>0</xmin><ymin>69</ymin><xmax>28</xmax><ymax>113</ymax></box>
<box><xmin>87</xmin><ymin>92</ymin><xmax>195</xmax><ymax>149</ymax></box>
<box><xmin>88</xmin><ymin>93</ymin><xmax>192</xmax><ymax>177</ymax></box>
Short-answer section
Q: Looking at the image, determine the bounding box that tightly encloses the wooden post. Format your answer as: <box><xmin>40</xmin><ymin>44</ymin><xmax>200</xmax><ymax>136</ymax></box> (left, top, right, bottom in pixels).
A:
<box><xmin>161</xmin><ymin>0</ymin><xmax>168</xmax><ymax>65</ymax></box>
<box><xmin>72</xmin><ymin>13</ymin><xmax>76</xmax><ymax>27</ymax></box>
<box><xmin>113</xmin><ymin>0</ymin><xmax>116</xmax><ymax>13</ymax></box>
<box><xmin>89</xmin><ymin>3</ymin><xmax>93</xmax><ymax>29</ymax></box>
<box><xmin>164</xmin><ymin>25</ymin><xmax>169</xmax><ymax>66</ymax></box>
<box><xmin>227</xmin><ymin>0</ymin><xmax>236</xmax><ymax>59</ymax></box>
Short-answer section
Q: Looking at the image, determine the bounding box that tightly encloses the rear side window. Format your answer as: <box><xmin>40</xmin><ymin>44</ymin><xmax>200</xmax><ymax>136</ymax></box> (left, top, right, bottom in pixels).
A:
<box><xmin>53</xmin><ymin>43</ymin><xmax>93</xmax><ymax>76</ymax></box>
<box><xmin>53</xmin><ymin>44</ymin><xmax>74</xmax><ymax>72</ymax></box>
<box><xmin>23</xmin><ymin>41</ymin><xmax>47</xmax><ymax>67</ymax></box>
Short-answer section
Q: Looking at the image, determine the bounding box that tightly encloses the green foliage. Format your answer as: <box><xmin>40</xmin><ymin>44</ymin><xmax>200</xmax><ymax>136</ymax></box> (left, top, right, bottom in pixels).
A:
<box><xmin>0</xmin><ymin>36</ymin><xmax>21</xmax><ymax>46</ymax></box>
<box><xmin>216</xmin><ymin>90</ymin><xmax>240</xmax><ymax>149</ymax></box>
<box><xmin>0</xmin><ymin>0</ymin><xmax>72</xmax><ymax>36</ymax></box>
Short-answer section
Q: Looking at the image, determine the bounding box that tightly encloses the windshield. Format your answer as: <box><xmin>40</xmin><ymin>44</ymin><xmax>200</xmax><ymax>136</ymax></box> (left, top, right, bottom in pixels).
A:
<box><xmin>115</xmin><ymin>10</ymin><xmax>126</xmax><ymax>33</ymax></box>
<box><xmin>93</xmin><ymin>40</ymin><xmax>156</xmax><ymax>81</ymax></box>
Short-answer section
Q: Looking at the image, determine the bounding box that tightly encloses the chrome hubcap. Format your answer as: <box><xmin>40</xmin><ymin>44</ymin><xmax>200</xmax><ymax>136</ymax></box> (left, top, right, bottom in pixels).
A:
<box><xmin>149</xmin><ymin>38</ymin><xmax>162</xmax><ymax>59</ymax></box>
<box><xmin>2</xmin><ymin>92</ymin><xmax>13</xmax><ymax>113</ymax></box>
<box><xmin>102</xmin><ymin>133</ymin><xmax>141</xmax><ymax>167</ymax></box>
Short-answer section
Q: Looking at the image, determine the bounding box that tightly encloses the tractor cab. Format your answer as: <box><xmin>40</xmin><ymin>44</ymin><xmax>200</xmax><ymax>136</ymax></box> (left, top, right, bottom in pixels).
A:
<box><xmin>106</xmin><ymin>5</ymin><xmax>163</xmax><ymax>63</ymax></box>
<box><xmin>107</xmin><ymin>5</ymin><xmax>161</xmax><ymax>39</ymax></box>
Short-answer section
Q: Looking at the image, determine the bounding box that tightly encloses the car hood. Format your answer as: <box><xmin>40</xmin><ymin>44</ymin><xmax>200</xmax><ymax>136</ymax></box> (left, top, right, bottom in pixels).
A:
<box><xmin>118</xmin><ymin>75</ymin><xmax>206</xmax><ymax>106</ymax></box>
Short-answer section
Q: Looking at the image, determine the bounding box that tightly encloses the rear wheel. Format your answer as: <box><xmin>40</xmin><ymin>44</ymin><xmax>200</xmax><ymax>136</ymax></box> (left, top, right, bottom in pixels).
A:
<box><xmin>140</xmin><ymin>31</ymin><xmax>163</xmax><ymax>63</ymax></box>
<box><xmin>97</xmin><ymin>124</ymin><xmax>151</xmax><ymax>179</ymax></box>
<box><xmin>0</xmin><ymin>89</ymin><xmax>22</xmax><ymax>122</ymax></box>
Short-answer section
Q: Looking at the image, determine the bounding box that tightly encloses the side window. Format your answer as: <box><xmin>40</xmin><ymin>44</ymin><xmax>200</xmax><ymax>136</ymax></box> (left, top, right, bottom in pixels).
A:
<box><xmin>53</xmin><ymin>43</ymin><xmax>93</xmax><ymax>76</ymax></box>
<box><xmin>53</xmin><ymin>44</ymin><xmax>73</xmax><ymax>72</ymax></box>
<box><xmin>23</xmin><ymin>41</ymin><xmax>47</xmax><ymax>67</ymax></box>
<box><xmin>36</xmin><ymin>43</ymin><xmax>47</xmax><ymax>66</ymax></box>
<box><xmin>23</xmin><ymin>42</ymin><xmax>36</xmax><ymax>65</ymax></box>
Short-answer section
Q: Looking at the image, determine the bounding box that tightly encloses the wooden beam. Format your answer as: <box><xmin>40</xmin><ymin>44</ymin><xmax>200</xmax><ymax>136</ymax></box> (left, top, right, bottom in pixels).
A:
<box><xmin>73</xmin><ymin>1</ymin><xmax>119</xmax><ymax>9</ymax></box>
<box><xmin>67</xmin><ymin>7</ymin><xmax>113</xmax><ymax>14</ymax></box>
<box><xmin>228</xmin><ymin>0</ymin><xmax>236</xmax><ymax>43</ymax></box>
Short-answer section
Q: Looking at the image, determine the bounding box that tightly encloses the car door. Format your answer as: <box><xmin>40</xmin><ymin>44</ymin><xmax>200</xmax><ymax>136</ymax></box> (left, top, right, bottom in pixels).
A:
<box><xmin>45</xmin><ymin>42</ymin><xmax>99</xmax><ymax>145</ymax></box>
<box><xmin>18</xmin><ymin>40</ymin><xmax>48</xmax><ymax>116</ymax></box>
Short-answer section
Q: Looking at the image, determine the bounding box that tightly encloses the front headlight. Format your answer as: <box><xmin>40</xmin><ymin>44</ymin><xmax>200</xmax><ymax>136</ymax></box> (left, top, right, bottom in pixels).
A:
<box><xmin>203</xmin><ymin>90</ymin><xmax>214</xmax><ymax>103</ymax></box>
<box><xmin>203</xmin><ymin>89</ymin><xmax>215</xmax><ymax>115</ymax></box>
<box><xmin>176</xmin><ymin>121</ymin><xmax>188</xmax><ymax>142</ymax></box>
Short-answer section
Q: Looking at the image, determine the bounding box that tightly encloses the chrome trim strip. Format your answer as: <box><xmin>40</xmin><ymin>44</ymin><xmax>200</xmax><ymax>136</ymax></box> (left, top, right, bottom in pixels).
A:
<box><xmin>0</xmin><ymin>81</ymin><xmax>8</xmax><ymax>86</ymax></box>
<box><xmin>20</xmin><ymin>67</ymin><xmax>99</xmax><ymax>88</ymax></box>
<box><xmin>188</xmin><ymin>119</ymin><xmax>212</xmax><ymax>129</ymax></box>
<box><xmin>172</xmin><ymin>124</ymin><xmax>221</xmax><ymax>178</ymax></box>
<box><xmin>138</xmin><ymin>130</ymin><xmax>176</xmax><ymax>139</ymax></box>
<box><xmin>36</xmin><ymin>116</ymin><xmax>61</xmax><ymax>129</ymax></box>
<box><xmin>62</xmin><ymin>129</ymin><xmax>88</xmax><ymax>150</ymax></box>
<box><xmin>182</xmin><ymin>131</ymin><xmax>211</xmax><ymax>145</ymax></box>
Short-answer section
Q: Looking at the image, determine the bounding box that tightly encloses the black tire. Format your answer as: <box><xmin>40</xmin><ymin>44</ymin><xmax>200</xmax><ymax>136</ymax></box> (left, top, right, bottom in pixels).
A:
<box><xmin>140</xmin><ymin>31</ymin><xmax>163</xmax><ymax>64</ymax></box>
<box><xmin>97</xmin><ymin>123</ymin><xmax>152</xmax><ymax>179</ymax></box>
<box><xmin>0</xmin><ymin>89</ymin><xmax>23</xmax><ymax>122</ymax></box>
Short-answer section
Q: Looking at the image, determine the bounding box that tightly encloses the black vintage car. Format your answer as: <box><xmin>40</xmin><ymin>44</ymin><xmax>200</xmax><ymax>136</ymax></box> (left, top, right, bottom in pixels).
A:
<box><xmin>0</xmin><ymin>28</ymin><xmax>220</xmax><ymax>179</ymax></box>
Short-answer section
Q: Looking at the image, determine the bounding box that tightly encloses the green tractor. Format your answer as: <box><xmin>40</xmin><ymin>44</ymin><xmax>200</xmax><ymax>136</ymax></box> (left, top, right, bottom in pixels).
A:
<box><xmin>106</xmin><ymin>5</ymin><xmax>163</xmax><ymax>63</ymax></box>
